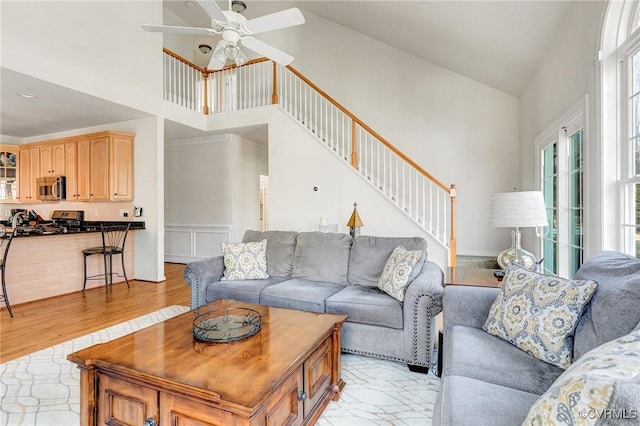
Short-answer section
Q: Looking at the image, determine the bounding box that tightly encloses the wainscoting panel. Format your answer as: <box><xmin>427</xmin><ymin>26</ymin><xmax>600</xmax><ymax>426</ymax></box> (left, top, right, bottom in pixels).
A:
<box><xmin>165</xmin><ymin>225</ymin><xmax>232</xmax><ymax>263</ymax></box>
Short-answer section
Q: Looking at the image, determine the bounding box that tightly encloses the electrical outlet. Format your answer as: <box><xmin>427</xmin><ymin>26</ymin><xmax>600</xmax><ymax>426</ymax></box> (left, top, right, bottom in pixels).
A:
<box><xmin>133</xmin><ymin>206</ymin><xmax>143</xmax><ymax>217</ymax></box>
<box><xmin>120</xmin><ymin>209</ymin><xmax>129</xmax><ymax>218</ymax></box>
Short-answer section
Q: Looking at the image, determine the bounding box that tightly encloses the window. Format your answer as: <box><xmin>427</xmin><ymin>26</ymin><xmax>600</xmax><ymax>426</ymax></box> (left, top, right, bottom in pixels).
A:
<box><xmin>536</xmin><ymin>102</ymin><xmax>586</xmax><ymax>277</ymax></box>
<box><xmin>622</xmin><ymin>46</ymin><xmax>640</xmax><ymax>256</ymax></box>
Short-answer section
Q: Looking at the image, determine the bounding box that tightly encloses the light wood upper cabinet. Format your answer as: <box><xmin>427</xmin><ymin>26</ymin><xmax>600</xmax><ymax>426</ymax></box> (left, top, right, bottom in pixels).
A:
<box><xmin>111</xmin><ymin>134</ymin><xmax>134</xmax><ymax>201</ymax></box>
<box><xmin>76</xmin><ymin>138</ymin><xmax>91</xmax><ymax>201</ymax></box>
<box><xmin>18</xmin><ymin>146</ymin><xmax>40</xmax><ymax>202</ymax></box>
<box><xmin>16</xmin><ymin>131</ymin><xmax>135</xmax><ymax>203</ymax></box>
<box><xmin>89</xmin><ymin>136</ymin><xmax>110</xmax><ymax>201</ymax></box>
<box><xmin>40</xmin><ymin>143</ymin><xmax>65</xmax><ymax>177</ymax></box>
<box><xmin>64</xmin><ymin>141</ymin><xmax>79</xmax><ymax>200</ymax></box>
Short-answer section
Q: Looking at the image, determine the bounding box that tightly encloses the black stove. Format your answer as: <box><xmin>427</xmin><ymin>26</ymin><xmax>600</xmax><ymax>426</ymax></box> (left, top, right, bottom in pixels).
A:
<box><xmin>51</xmin><ymin>210</ymin><xmax>84</xmax><ymax>230</ymax></box>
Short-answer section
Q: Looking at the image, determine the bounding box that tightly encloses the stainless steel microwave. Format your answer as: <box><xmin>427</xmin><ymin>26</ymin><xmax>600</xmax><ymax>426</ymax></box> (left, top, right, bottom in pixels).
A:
<box><xmin>36</xmin><ymin>176</ymin><xmax>66</xmax><ymax>201</ymax></box>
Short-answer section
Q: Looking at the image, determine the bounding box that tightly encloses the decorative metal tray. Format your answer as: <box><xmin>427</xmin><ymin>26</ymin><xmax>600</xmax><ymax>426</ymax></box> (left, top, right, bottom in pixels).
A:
<box><xmin>193</xmin><ymin>307</ymin><xmax>262</xmax><ymax>343</ymax></box>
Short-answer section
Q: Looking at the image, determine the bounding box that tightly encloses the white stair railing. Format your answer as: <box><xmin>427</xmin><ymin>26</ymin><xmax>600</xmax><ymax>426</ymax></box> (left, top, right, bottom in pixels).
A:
<box><xmin>162</xmin><ymin>49</ymin><xmax>457</xmax><ymax>265</ymax></box>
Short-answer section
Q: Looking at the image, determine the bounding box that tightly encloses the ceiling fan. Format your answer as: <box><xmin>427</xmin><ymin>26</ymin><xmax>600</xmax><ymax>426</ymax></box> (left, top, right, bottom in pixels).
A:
<box><xmin>142</xmin><ymin>0</ymin><xmax>305</xmax><ymax>70</ymax></box>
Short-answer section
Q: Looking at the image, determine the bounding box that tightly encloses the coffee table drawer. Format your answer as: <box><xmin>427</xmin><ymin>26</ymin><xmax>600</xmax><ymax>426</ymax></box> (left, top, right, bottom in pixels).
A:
<box><xmin>98</xmin><ymin>374</ymin><xmax>159</xmax><ymax>426</ymax></box>
<box><xmin>160</xmin><ymin>392</ymin><xmax>236</xmax><ymax>426</ymax></box>
<box><xmin>304</xmin><ymin>337</ymin><xmax>332</xmax><ymax>417</ymax></box>
<box><xmin>265</xmin><ymin>368</ymin><xmax>304</xmax><ymax>426</ymax></box>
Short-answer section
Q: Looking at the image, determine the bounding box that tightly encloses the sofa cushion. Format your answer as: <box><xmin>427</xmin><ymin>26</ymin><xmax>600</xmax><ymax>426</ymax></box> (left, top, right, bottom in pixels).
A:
<box><xmin>573</xmin><ymin>251</ymin><xmax>640</xmax><ymax>360</ymax></box>
<box><xmin>205</xmin><ymin>276</ymin><xmax>288</xmax><ymax>304</ymax></box>
<box><xmin>436</xmin><ymin>375</ymin><xmax>540</xmax><ymax>426</ymax></box>
<box><xmin>444</xmin><ymin>325</ymin><xmax>564</xmax><ymax>395</ymax></box>
<box><xmin>483</xmin><ymin>264</ymin><xmax>597</xmax><ymax>369</ymax></box>
<box><xmin>325</xmin><ymin>285</ymin><xmax>403</xmax><ymax>329</ymax></box>
<box><xmin>221</xmin><ymin>240</ymin><xmax>269</xmax><ymax>280</ymax></box>
<box><xmin>377</xmin><ymin>245</ymin><xmax>423</xmax><ymax>302</ymax></box>
<box><xmin>348</xmin><ymin>235</ymin><xmax>427</xmax><ymax>286</ymax></box>
<box><xmin>259</xmin><ymin>278</ymin><xmax>345</xmax><ymax>313</ymax></box>
<box><xmin>291</xmin><ymin>232</ymin><xmax>352</xmax><ymax>284</ymax></box>
<box><xmin>523</xmin><ymin>328</ymin><xmax>640</xmax><ymax>425</ymax></box>
<box><xmin>243</xmin><ymin>230</ymin><xmax>298</xmax><ymax>278</ymax></box>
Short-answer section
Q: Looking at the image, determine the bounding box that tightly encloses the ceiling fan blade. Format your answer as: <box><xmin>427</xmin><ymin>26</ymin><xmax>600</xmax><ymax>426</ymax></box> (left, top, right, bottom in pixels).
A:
<box><xmin>141</xmin><ymin>24</ymin><xmax>216</xmax><ymax>36</ymax></box>
<box><xmin>244</xmin><ymin>8</ymin><xmax>305</xmax><ymax>35</ymax></box>
<box><xmin>241</xmin><ymin>37</ymin><xmax>294</xmax><ymax>66</ymax></box>
<box><xmin>196</xmin><ymin>0</ymin><xmax>228</xmax><ymax>24</ymax></box>
<box><xmin>208</xmin><ymin>55</ymin><xmax>226</xmax><ymax>70</ymax></box>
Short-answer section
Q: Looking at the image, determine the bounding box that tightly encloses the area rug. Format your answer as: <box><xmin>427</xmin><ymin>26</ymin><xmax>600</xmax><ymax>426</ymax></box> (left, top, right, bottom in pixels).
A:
<box><xmin>0</xmin><ymin>306</ymin><xmax>440</xmax><ymax>426</ymax></box>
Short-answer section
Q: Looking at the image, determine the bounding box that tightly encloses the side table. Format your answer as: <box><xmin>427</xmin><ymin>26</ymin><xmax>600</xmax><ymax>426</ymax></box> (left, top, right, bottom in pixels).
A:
<box><xmin>438</xmin><ymin>267</ymin><xmax>502</xmax><ymax>377</ymax></box>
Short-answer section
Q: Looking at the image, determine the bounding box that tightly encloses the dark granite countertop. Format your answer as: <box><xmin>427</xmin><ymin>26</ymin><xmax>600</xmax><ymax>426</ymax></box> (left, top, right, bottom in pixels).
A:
<box><xmin>1</xmin><ymin>220</ymin><xmax>145</xmax><ymax>237</ymax></box>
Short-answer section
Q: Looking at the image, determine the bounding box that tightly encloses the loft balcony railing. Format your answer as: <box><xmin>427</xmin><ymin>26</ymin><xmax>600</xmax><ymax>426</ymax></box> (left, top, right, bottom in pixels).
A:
<box><xmin>163</xmin><ymin>48</ymin><xmax>457</xmax><ymax>265</ymax></box>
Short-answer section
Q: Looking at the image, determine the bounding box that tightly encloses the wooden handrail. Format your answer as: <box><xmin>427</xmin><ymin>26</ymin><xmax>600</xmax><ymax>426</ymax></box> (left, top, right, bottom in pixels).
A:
<box><xmin>285</xmin><ymin>65</ymin><xmax>449</xmax><ymax>193</ymax></box>
<box><xmin>163</xmin><ymin>48</ymin><xmax>207</xmax><ymax>73</ymax></box>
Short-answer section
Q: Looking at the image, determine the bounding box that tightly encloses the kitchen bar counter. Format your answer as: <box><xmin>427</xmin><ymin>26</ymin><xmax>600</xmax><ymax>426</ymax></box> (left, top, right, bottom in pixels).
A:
<box><xmin>2</xmin><ymin>222</ymin><xmax>145</xmax><ymax>308</ymax></box>
<box><xmin>1</xmin><ymin>221</ymin><xmax>145</xmax><ymax>237</ymax></box>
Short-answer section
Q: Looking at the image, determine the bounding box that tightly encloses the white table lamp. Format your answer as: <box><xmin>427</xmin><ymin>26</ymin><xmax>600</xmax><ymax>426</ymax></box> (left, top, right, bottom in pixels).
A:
<box><xmin>490</xmin><ymin>191</ymin><xmax>548</xmax><ymax>270</ymax></box>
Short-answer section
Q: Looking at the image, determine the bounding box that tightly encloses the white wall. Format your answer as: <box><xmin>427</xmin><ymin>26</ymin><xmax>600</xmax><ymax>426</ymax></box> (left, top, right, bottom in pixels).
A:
<box><xmin>519</xmin><ymin>1</ymin><xmax>607</xmax><ymax>257</ymax></box>
<box><xmin>164</xmin><ymin>131</ymin><xmax>267</xmax><ymax>261</ymax></box>
<box><xmin>1</xmin><ymin>1</ymin><xmax>163</xmax><ymax>116</ymax></box>
<box><xmin>197</xmin><ymin>107</ymin><xmax>449</xmax><ymax>267</ymax></box>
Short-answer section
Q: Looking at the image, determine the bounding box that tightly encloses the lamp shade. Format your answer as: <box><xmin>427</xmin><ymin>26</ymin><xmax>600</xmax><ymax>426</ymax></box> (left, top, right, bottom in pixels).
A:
<box><xmin>490</xmin><ymin>191</ymin><xmax>548</xmax><ymax>228</ymax></box>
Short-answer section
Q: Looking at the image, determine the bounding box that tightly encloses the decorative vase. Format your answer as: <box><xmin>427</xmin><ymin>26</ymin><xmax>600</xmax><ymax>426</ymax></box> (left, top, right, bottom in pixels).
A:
<box><xmin>497</xmin><ymin>229</ymin><xmax>537</xmax><ymax>270</ymax></box>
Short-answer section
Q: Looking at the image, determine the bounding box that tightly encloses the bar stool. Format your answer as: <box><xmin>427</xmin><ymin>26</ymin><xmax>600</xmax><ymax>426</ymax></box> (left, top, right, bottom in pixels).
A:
<box><xmin>82</xmin><ymin>224</ymin><xmax>131</xmax><ymax>293</ymax></box>
<box><xmin>1</xmin><ymin>228</ymin><xmax>17</xmax><ymax>318</ymax></box>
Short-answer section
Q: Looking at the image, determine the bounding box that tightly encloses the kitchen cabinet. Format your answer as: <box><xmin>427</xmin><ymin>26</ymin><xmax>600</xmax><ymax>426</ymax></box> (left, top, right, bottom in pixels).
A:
<box><xmin>16</xmin><ymin>131</ymin><xmax>135</xmax><ymax>203</ymax></box>
<box><xmin>83</xmin><ymin>133</ymin><xmax>133</xmax><ymax>201</ymax></box>
<box><xmin>0</xmin><ymin>145</ymin><xmax>18</xmax><ymax>201</ymax></box>
<box><xmin>64</xmin><ymin>141</ymin><xmax>79</xmax><ymax>200</ymax></box>
<box><xmin>39</xmin><ymin>143</ymin><xmax>65</xmax><ymax>177</ymax></box>
<box><xmin>18</xmin><ymin>146</ymin><xmax>40</xmax><ymax>202</ymax></box>
<box><xmin>89</xmin><ymin>136</ymin><xmax>110</xmax><ymax>200</ymax></box>
<box><xmin>110</xmin><ymin>134</ymin><xmax>133</xmax><ymax>200</ymax></box>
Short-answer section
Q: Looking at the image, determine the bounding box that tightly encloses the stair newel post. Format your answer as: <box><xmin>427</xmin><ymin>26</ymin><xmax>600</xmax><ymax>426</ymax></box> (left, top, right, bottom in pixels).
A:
<box><xmin>271</xmin><ymin>61</ymin><xmax>279</xmax><ymax>105</ymax></box>
<box><xmin>350</xmin><ymin>120</ymin><xmax>358</xmax><ymax>169</ymax></box>
<box><xmin>449</xmin><ymin>184</ymin><xmax>457</xmax><ymax>267</ymax></box>
<box><xmin>203</xmin><ymin>70</ymin><xmax>210</xmax><ymax>115</ymax></box>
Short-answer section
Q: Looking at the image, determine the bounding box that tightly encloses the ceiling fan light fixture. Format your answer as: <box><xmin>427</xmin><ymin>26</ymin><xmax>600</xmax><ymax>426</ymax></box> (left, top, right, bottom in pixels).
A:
<box><xmin>224</xmin><ymin>44</ymin><xmax>240</xmax><ymax>59</ymax></box>
<box><xmin>213</xmin><ymin>41</ymin><xmax>227</xmax><ymax>63</ymax></box>
<box><xmin>231</xmin><ymin>1</ymin><xmax>246</xmax><ymax>14</ymax></box>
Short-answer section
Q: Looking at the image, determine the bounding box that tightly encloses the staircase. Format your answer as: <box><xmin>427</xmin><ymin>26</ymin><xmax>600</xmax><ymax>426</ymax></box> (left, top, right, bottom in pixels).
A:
<box><xmin>162</xmin><ymin>49</ymin><xmax>457</xmax><ymax>265</ymax></box>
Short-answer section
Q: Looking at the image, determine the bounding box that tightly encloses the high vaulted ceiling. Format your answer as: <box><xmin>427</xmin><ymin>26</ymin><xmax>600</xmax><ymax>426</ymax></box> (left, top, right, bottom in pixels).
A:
<box><xmin>168</xmin><ymin>0</ymin><xmax>574</xmax><ymax>96</ymax></box>
<box><xmin>1</xmin><ymin>0</ymin><xmax>575</xmax><ymax>139</ymax></box>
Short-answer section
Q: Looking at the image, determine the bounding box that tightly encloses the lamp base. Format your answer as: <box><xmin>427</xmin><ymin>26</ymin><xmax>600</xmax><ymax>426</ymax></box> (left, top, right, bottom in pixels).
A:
<box><xmin>497</xmin><ymin>229</ymin><xmax>537</xmax><ymax>271</ymax></box>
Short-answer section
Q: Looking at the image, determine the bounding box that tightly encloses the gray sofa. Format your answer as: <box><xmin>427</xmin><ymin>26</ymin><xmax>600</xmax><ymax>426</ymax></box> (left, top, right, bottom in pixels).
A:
<box><xmin>184</xmin><ymin>230</ymin><xmax>444</xmax><ymax>371</ymax></box>
<box><xmin>434</xmin><ymin>251</ymin><xmax>640</xmax><ymax>425</ymax></box>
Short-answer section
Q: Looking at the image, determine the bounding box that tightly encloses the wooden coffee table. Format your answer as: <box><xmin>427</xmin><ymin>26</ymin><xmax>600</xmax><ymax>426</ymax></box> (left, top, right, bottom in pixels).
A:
<box><xmin>68</xmin><ymin>299</ymin><xmax>347</xmax><ymax>426</ymax></box>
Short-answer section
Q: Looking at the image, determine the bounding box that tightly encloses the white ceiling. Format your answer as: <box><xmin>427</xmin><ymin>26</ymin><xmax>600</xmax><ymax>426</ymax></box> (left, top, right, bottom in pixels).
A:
<box><xmin>0</xmin><ymin>68</ymin><xmax>150</xmax><ymax>139</ymax></box>
<box><xmin>1</xmin><ymin>0</ymin><xmax>573</xmax><ymax>140</ymax></box>
<box><xmin>169</xmin><ymin>0</ymin><xmax>574</xmax><ymax>96</ymax></box>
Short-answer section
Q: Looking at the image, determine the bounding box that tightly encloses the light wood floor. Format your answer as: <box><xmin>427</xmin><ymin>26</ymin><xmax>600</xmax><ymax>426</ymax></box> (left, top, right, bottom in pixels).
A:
<box><xmin>0</xmin><ymin>263</ymin><xmax>190</xmax><ymax>363</ymax></box>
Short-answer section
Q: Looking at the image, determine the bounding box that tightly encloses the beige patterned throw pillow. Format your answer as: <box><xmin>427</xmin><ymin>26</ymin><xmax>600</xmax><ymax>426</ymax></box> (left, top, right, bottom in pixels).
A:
<box><xmin>523</xmin><ymin>329</ymin><xmax>640</xmax><ymax>425</ymax></box>
<box><xmin>377</xmin><ymin>245</ymin><xmax>423</xmax><ymax>302</ymax></box>
<box><xmin>221</xmin><ymin>239</ymin><xmax>269</xmax><ymax>280</ymax></box>
<box><xmin>483</xmin><ymin>265</ymin><xmax>597</xmax><ymax>369</ymax></box>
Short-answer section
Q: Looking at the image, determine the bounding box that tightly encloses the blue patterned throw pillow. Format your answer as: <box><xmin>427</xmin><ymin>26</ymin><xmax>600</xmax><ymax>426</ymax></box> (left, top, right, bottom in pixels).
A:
<box><xmin>483</xmin><ymin>264</ymin><xmax>597</xmax><ymax>369</ymax></box>
<box><xmin>377</xmin><ymin>245</ymin><xmax>423</xmax><ymax>302</ymax></box>
<box><xmin>523</xmin><ymin>329</ymin><xmax>640</xmax><ymax>425</ymax></box>
<box><xmin>221</xmin><ymin>239</ymin><xmax>269</xmax><ymax>280</ymax></box>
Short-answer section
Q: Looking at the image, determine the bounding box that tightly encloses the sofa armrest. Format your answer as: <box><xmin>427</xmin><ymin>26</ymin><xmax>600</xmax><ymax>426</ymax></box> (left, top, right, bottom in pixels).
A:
<box><xmin>442</xmin><ymin>286</ymin><xmax>499</xmax><ymax>330</ymax></box>
<box><xmin>183</xmin><ymin>256</ymin><xmax>224</xmax><ymax>309</ymax></box>
<box><xmin>402</xmin><ymin>261</ymin><xmax>444</xmax><ymax>367</ymax></box>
